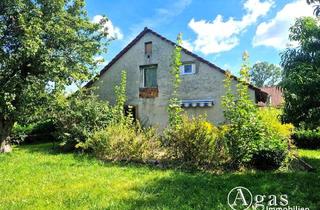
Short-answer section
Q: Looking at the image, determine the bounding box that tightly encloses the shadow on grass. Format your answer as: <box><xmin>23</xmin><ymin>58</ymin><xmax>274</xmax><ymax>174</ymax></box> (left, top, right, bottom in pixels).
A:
<box><xmin>121</xmin><ymin>168</ymin><xmax>320</xmax><ymax>209</ymax></box>
<box><xmin>19</xmin><ymin>143</ymin><xmax>173</xmax><ymax>172</ymax></box>
<box><xmin>18</xmin><ymin>144</ymin><xmax>320</xmax><ymax>209</ymax></box>
<box><xmin>19</xmin><ymin>142</ymin><xmax>65</xmax><ymax>154</ymax></box>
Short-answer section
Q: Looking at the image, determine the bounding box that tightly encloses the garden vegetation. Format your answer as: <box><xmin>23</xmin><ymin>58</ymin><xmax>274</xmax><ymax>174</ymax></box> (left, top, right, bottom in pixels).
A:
<box><xmin>12</xmin><ymin>35</ymin><xmax>295</xmax><ymax>172</ymax></box>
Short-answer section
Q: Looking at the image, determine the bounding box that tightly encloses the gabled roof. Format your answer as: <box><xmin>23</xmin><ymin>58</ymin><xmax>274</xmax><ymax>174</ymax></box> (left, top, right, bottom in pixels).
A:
<box><xmin>85</xmin><ymin>27</ymin><xmax>267</xmax><ymax>101</ymax></box>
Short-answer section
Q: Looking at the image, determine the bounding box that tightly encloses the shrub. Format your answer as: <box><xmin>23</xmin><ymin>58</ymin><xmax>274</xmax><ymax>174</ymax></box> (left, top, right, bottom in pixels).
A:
<box><xmin>10</xmin><ymin>123</ymin><xmax>35</xmax><ymax>144</ymax></box>
<box><xmin>164</xmin><ymin>115</ymin><xmax>221</xmax><ymax>168</ymax></box>
<box><xmin>221</xmin><ymin>53</ymin><xmax>289</xmax><ymax>170</ymax></box>
<box><xmin>84</xmin><ymin>122</ymin><xmax>164</xmax><ymax>162</ymax></box>
<box><xmin>11</xmin><ymin>120</ymin><xmax>57</xmax><ymax>144</ymax></box>
<box><xmin>251</xmin><ymin>149</ymin><xmax>287</xmax><ymax>170</ymax></box>
<box><xmin>250</xmin><ymin>135</ymin><xmax>288</xmax><ymax>170</ymax></box>
<box><xmin>292</xmin><ymin>128</ymin><xmax>320</xmax><ymax>149</ymax></box>
<box><xmin>47</xmin><ymin>71</ymin><xmax>128</xmax><ymax>151</ymax></box>
<box><xmin>30</xmin><ymin>120</ymin><xmax>56</xmax><ymax>135</ymax></box>
<box><xmin>258</xmin><ymin>108</ymin><xmax>294</xmax><ymax>139</ymax></box>
<box><xmin>251</xmin><ymin>108</ymin><xmax>293</xmax><ymax>170</ymax></box>
<box><xmin>52</xmin><ymin>92</ymin><xmax>113</xmax><ymax>150</ymax></box>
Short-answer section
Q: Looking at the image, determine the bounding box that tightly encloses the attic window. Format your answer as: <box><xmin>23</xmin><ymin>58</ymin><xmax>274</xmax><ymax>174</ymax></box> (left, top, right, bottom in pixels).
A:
<box><xmin>145</xmin><ymin>42</ymin><xmax>152</xmax><ymax>55</ymax></box>
<box><xmin>180</xmin><ymin>63</ymin><xmax>195</xmax><ymax>75</ymax></box>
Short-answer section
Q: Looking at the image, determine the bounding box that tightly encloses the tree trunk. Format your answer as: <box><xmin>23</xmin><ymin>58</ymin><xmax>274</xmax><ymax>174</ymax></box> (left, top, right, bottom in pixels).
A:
<box><xmin>0</xmin><ymin>116</ymin><xmax>14</xmax><ymax>153</ymax></box>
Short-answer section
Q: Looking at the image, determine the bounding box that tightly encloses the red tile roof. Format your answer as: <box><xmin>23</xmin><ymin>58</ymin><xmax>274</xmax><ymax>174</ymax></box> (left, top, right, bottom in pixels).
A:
<box><xmin>261</xmin><ymin>87</ymin><xmax>283</xmax><ymax>107</ymax></box>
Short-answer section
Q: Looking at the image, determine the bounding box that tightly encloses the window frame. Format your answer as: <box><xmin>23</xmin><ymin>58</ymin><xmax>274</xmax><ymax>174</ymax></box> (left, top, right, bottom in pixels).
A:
<box><xmin>140</xmin><ymin>64</ymin><xmax>158</xmax><ymax>88</ymax></box>
<box><xmin>180</xmin><ymin>63</ymin><xmax>196</xmax><ymax>75</ymax></box>
<box><xmin>144</xmin><ymin>41</ymin><xmax>152</xmax><ymax>55</ymax></box>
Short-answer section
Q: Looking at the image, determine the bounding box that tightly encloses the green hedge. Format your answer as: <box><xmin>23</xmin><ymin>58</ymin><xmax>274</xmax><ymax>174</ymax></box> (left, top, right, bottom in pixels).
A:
<box><xmin>11</xmin><ymin>120</ymin><xmax>57</xmax><ymax>144</ymax></box>
<box><xmin>292</xmin><ymin>128</ymin><xmax>320</xmax><ymax>149</ymax></box>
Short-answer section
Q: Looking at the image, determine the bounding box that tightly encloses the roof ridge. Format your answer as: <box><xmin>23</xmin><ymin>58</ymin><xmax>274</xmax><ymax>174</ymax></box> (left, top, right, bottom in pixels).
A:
<box><xmin>85</xmin><ymin>27</ymin><xmax>266</xmax><ymax>97</ymax></box>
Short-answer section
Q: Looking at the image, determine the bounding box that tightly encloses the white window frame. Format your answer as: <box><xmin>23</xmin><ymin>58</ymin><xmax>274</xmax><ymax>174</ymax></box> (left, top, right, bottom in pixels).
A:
<box><xmin>180</xmin><ymin>63</ymin><xmax>196</xmax><ymax>75</ymax></box>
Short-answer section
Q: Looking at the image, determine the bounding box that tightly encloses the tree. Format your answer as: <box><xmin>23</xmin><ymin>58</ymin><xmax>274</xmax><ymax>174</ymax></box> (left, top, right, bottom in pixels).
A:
<box><xmin>280</xmin><ymin>17</ymin><xmax>320</xmax><ymax>128</ymax></box>
<box><xmin>249</xmin><ymin>62</ymin><xmax>282</xmax><ymax>87</ymax></box>
<box><xmin>222</xmin><ymin>52</ymin><xmax>264</xmax><ymax>166</ymax></box>
<box><xmin>307</xmin><ymin>0</ymin><xmax>320</xmax><ymax>16</ymax></box>
<box><xmin>222</xmin><ymin>52</ymin><xmax>288</xmax><ymax>169</ymax></box>
<box><xmin>0</xmin><ymin>0</ymin><xmax>108</xmax><ymax>152</ymax></box>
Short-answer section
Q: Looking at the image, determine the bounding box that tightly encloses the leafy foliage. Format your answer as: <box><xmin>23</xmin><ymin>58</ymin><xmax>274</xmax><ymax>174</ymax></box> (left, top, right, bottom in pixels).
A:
<box><xmin>292</xmin><ymin>128</ymin><xmax>320</xmax><ymax>149</ymax></box>
<box><xmin>11</xmin><ymin>120</ymin><xmax>56</xmax><ymax>144</ymax></box>
<box><xmin>113</xmin><ymin>71</ymin><xmax>127</xmax><ymax>123</ymax></box>
<box><xmin>307</xmin><ymin>0</ymin><xmax>320</xmax><ymax>16</ymax></box>
<box><xmin>222</xmin><ymin>52</ymin><xmax>264</xmax><ymax>166</ymax></box>
<box><xmin>168</xmin><ymin>33</ymin><xmax>183</xmax><ymax>128</ymax></box>
<box><xmin>251</xmin><ymin>149</ymin><xmax>287</xmax><ymax>170</ymax></box>
<box><xmin>51</xmin><ymin>92</ymin><xmax>113</xmax><ymax>150</ymax></box>
<box><xmin>222</xmin><ymin>52</ymin><xmax>289</xmax><ymax>169</ymax></box>
<box><xmin>254</xmin><ymin>108</ymin><xmax>292</xmax><ymax>170</ymax></box>
<box><xmin>280</xmin><ymin>17</ymin><xmax>320</xmax><ymax>129</ymax></box>
<box><xmin>85</xmin><ymin>123</ymin><xmax>164</xmax><ymax>162</ymax></box>
<box><xmin>164</xmin><ymin>115</ymin><xmax>222</xmax><ymax>168</ymax></box>
<box><xmin>26</xmin><ymin>70</ymin><xmax>127</xmax><ymax>151</ymax></box>
<box><xmin>258</xmin><ymin>108</ymin><xmax>294</xmax><ymax>139</ymax></box>
<box><xmin>249</xmin><ymin>62</ymin><xmax>282</xmax><ymax>87</ymax></box>
<box><xmin>0</xmin><ymin>0</ymin><xmax>108</xmax><ymax>149</ymax></box>
<box><xmin>10</xmin><ymin>123</ymin><xmax>35</xmax><ymax>144</ymax></box>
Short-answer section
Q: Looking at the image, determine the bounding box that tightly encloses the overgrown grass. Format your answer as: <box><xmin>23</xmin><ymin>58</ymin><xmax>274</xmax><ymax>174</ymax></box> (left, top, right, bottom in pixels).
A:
<box><xmin>0</xmin><ymin>144</ymin><xmax>319</xmax><ymax>209</ymax></box>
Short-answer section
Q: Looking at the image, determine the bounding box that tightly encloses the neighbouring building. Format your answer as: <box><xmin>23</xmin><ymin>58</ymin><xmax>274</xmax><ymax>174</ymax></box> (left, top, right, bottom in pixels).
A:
<box><xmin>86</xmin><ymin>27</ymin><xmax>268</xmax><ymax>129</ymax></box>
<box><xmin>259</xmin><ymin>87</ymin><xmax>283</xmax><ymax>108</ymax></box>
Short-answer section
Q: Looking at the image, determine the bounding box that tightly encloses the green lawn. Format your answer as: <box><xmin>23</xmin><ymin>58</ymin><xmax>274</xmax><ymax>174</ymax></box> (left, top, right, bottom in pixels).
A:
<box><xmin>0</xmin><ymin>144</ymin><xmax>319</xmax><ymax>210</ymax></box>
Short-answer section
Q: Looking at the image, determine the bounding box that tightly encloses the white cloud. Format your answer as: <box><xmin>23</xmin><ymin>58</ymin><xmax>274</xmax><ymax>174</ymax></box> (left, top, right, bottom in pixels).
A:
<box><xmin>253</xmin><ymin>0</ymin><xmax>314</xmax><ymax>49</ymax></box>
<box><xmin>223</xmin><ymin>63</ymin><xmax>231</xmax><ymax>70</ymax></box>
<box><xmin>92</xmin><ymin>15</ymin><xmax>124</xmax><ymax>40</ymax></box>
<box><xmin>188</xmin><ymin>0</ymin><xmax>274</xmax><ymax>54</ymax></box>
<box><xmin>181</xmin><ymin>39</ymin><xmax>194</xmax><ymax>51</ymax></box>
<box><xmin>94</xmin><ymin>55</ymin><xmax>108</xmax><ymax>67</ymax></box>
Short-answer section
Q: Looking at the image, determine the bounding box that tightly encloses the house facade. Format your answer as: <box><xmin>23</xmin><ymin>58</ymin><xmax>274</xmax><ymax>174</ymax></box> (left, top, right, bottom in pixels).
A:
<box><xmin>87</xmin><ymin>27</ymin><xmax>267</xmax><ymax>129</ymax></box>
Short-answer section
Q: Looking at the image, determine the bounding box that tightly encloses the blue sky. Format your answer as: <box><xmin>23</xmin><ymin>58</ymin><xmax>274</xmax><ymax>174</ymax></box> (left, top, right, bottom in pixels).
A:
<box><xmin>85</xmin><ymin>0</ymin><xmax>314</xmax><ymax>76</ymax></box>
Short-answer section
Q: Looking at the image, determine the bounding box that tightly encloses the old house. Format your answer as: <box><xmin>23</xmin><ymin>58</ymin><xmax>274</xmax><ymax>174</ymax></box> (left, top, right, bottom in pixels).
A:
<box><xmin>86</xmin><ymin>27</ymin><xmax>267</xmax><ymax>129</ymax></box>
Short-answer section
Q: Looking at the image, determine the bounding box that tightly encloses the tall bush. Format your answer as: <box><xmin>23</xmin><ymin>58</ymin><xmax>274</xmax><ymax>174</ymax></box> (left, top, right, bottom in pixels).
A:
<box><xmin>168</xmin><ymin>33</ymin><xmax>183</xmax><ymax>128</ymax></box>
<box><xmin>222</xmin><ymin>52</ymin><xmax>289</xmax><ymax>169</ymax></box>
<box><xmin>48</xmin><ymin>70</ymin><xmax>128</xmax><ymax>150</ymax></box>
<box><xmin>292</xmin><ymin>128</ymin><xmax>320</xmax><ymax>149</ymax></box>
<box><xmin>164</xmin><ymin>115</ymin><xmax>221</xmax><ymax>168</ymax></box>
<box><xmin>113</xmin><ymin>71</ymin><xmax>127</xmax><ymax>123</ymax></box>
<box><xmin>222</xmin><ymin>52</ymin><xmax>265</xmax><ymax>166</ymax></box>
<box><xmin>258</xmin><ymin>108</ymin><xmax>294</xmax><ymax>139</ymax></box>
<box><xmin>85</xmin><ymin>123</ymin><xmax>164</xmax><ymax>162</ymax></box>
<box><xmin>52</xmin><ymin>92</ymin><xmax>113</xmax><ymax>150</ymax></box>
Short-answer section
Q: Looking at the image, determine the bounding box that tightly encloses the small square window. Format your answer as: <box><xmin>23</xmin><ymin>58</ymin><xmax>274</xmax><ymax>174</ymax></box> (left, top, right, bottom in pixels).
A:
<box><xmin>145</xmin><ymin>42</ymin><xmax>152</xmax><ymax>55</ymax></box>
<box><xmin>180</xmin><ymin>63</ymin><xmax>195</xmax><ymax>75</ymax></box>
<box><xmin>184</xmin><ymin>64</ymin><xmax>193</xmax><ymax>73</ymax></box>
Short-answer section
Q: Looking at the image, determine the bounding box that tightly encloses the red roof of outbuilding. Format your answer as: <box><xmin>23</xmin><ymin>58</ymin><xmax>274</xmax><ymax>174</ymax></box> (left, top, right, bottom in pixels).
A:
<box><xmin>261</xmin><ymin>87</ymin><xmax>283</xmax><ymax>107</ymax></box>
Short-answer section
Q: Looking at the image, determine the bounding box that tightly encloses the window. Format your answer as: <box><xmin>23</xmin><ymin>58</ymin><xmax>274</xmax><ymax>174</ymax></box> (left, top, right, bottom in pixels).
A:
<box><xmin>141</xmin><ymin>65</ymin><xmax>157</xmax><ymax>88</ymax></box>
<box><xmin>180</xmin><ymin>63</ymin><xmax>195</xmax><ymax>75</ymax></box>
<box><xmin>145</xmin><ymin>42</ymin><xmax>152</xmax><ymax>55</ymax></box>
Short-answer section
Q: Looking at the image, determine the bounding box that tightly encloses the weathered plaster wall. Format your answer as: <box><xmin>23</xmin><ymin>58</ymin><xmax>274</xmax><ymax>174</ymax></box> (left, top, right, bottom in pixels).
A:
<box><xmin>92</xmin><ymin>32</ymin><xmax>256</xmax><ymax>129</ymax></box>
